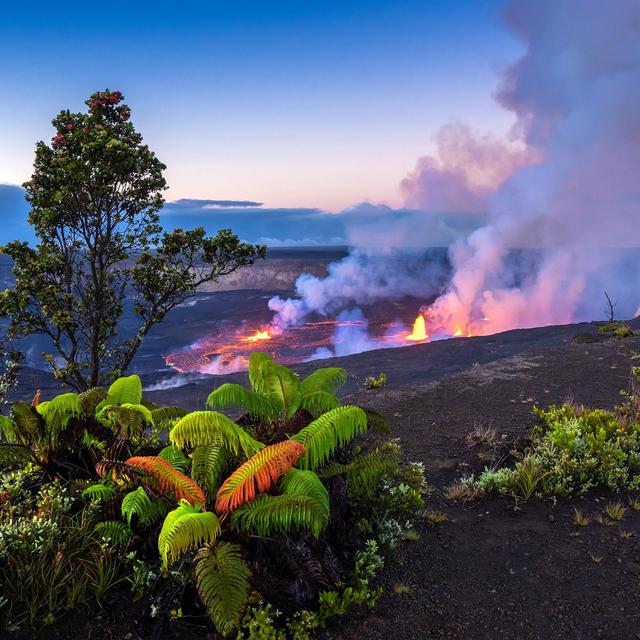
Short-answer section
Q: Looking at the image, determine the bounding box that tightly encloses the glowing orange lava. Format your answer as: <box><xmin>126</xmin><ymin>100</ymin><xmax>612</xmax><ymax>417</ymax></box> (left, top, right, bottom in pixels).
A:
<box><xmin>406</xmin><ymin>314</ymin><xmax>428</xmax><ymax>341</ymax></box>
<box><xmin>242</xmin><ymin>329</ymin><xmax>272</xmax><ymax>343</ymax></box>
<box><xmin>453</xmin><ymin>328</ymin><xmax>463</xmax><ymax>337</ymax></box>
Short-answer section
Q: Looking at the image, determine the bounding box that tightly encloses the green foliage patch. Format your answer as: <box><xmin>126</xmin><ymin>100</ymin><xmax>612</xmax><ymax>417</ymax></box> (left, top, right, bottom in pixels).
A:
<box><xmin>0</xmin><ymin>356</ymin><xmax>424</xmax><ymax>636</ymax></box>
<box><xmin>466</xmin><ymin>386</ymin><xmax>640</xmax><ymax>500</ymax></box>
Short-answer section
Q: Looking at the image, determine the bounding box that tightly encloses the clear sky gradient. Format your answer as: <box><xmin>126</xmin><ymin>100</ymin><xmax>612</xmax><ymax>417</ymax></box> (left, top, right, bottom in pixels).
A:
<box><xmin>1</xmin><ymin>0</ymin><xmax>520</xmax><ymax>212</ymax></box>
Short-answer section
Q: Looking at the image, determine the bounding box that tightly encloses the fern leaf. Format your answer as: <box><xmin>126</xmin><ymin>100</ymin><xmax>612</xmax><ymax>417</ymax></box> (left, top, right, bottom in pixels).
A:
<box><xmin>94</xmin><ymin>520</ymin><xmax>132</xmax><ymax>546</ymax></box>
<box><xmin>262</xmin><ymin>363</ymin><xmax>301</xmax><ymax>418</ymax></box>
<box><xmin>97</xmin><ymin>403</ymin><xmax>154</xmax><ymax>437</ymax></box>
<box><xmin>230</xmin><ymin>494</ymin><xmax>328</xmax><ymax>537</ymax></box>
<box><xmin>158</xmin><ymin>500</ymin><xmax>221</xmax><ymax>568</ymax></box>
<box><xmin>298</xmin><ymin>390</ymin><xmax>339</xmax><ymax>417</ymax></box>
<box><xmin>0</xmin><ymin>415</ymin><xmax>17</xmax><ymax>443</ymax></box>
<box><xmin>195</xmin><ymin>543</ymin><xmax>250</xmax><ymax>637</ymax></box>
<box><xmin>362</xmin><ymin>408</ymin><xmax>390</xmax><ymax>434</ymax></box>
<box><xmin>248</xmin><ymin>351</ymin><xmax>275</xmax><ymax>395</ymax></box>
<box><xmin>121</xmin><ymin>486</ymin><xmax>167</xmax><ymax>527</ymax></box>
<box><xmin>95</xmin><ymin>459</ymin><xmax>144</xmax><ymax>484</ymax></box>
<box><xmin>0</xmin><ymin>443</ymin><xmax>33</xmax><ymax>466</ymax></box>
<box><xmin>318</xmin><ymin>443</ymin><xmax>400</xmax><ymax>492</ymax></box>
<box><xmin>36</xmin><ymin>392</ymin><xmax>81</xmax><ymax>433</ymax></box>
<box><xmin>96</xmin><ymin>374</ymin><xmax>143</xmax><ymax>413</ymax></box>
<box><xmin>292</xmin><ymin>405</ymin><xmax>367</xmax><ymax>470</ymax></box>
<box><xmin>206</xmin><ymin>383</ymin><xmax>276</xmax><ymax>421</ymax></box>
<box><xmin>215</xmin><ymin>440</ymin><xmax>306</xmax><ymax>513</ymax></box>
<box><xmin>191</xmin><ymin>444</ymin><xmax>228</xmax><ymax>496</ymax></box>
<box><xmin>151</xmin><ymin>406</ymin><xmax>188</xmax><ymax>425</ymax></box>
<box><xmin>9</xmin><ymin>403</ymin><xmax>42</xmax><ymax>444</ymax></box>
<box><xmin>82</xmin><ymin>483</ymin><xmax>117</xmax><ymax>503</ymax></box>
<box><xmin>158</xmin><ymin>445</ymin><xmax>190</xmax><ymax>472</ymax></box>
<box><xmin>169</xmin><ymin>411</ymin><xmax>263</xmax><ymax>458</ymax></box>
<box><xmin>79</xmin><ymin>387</ymin><xmax>107</xmax><ymax>416</ymax></box>
<box><xmin>300</xmin><ymin>367</ymin><xmax>347</xmax><ymax>395</ymax></box>
<box><xmin>280</xmin><ymin>468</ymin><xmax>329</xmax><ymax>519</ymax></box>
<box><xmin>125</xmin><ymin>456</ymin><xmax>206</xmax><ymax>506</ymax></box>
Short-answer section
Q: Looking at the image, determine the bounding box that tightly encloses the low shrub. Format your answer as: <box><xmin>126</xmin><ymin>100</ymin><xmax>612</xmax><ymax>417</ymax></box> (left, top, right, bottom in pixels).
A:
<box><xmin>0</xmin><ymin>477</ymin><xmax>129</xmax><ymax>629</ymax></box>
<box><xmin>598</xmin><ymin>321</ymin><xmax>634</xmax><ymax>337</ymax></box>
<box><xmin>363</xmin><ymin>373</ymin><xmax>387</xmax><ymax>390</ymax></box>
<box><xmin>465</xmin><ymin>398</ymin><xmax>640</xmax><ymax>500</ymax></box>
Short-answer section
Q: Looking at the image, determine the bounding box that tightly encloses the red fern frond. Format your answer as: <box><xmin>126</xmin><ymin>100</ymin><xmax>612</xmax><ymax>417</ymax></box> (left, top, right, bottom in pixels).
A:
<box><xmin>125</xmin><ymin>456</ymin><xmax>205</xmax><ymax>506</ymax></box>
<box><xmin>215</xmin><ymin>440</ymin><xmax>305</xmax><ymax>514</ymax></box>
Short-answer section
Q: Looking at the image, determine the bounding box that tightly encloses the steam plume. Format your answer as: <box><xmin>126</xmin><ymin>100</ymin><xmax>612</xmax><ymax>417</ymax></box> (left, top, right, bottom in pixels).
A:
<box><xmin>429</xmin><ymin>0</ymin><xmax>640</xmax><ymax>334</ymax></box>
<box><xmin>270</xmin><ymin>0</ymin><xmax>640</xmax><ymax>348</ymax></box>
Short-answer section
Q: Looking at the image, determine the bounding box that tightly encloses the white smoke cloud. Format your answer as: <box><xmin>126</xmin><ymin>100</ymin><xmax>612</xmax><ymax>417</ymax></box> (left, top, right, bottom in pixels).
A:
<box><xmin>307</xmin><ymin>309</ymin><xmax>380</xmax><ymax>360</ymax></box>
<box><xmin>144</xmin><ymin>373</ymin><xmax>206</xmax><ymax>391</ymax></box>
<box><xmin>269</xmin><ymin>0</ymin><xmax>640</xmax><ymax>352</ymax></box>
<box><xmin>400</xmin><ymin>123</ymin><xmax>533</xmax><ymax>214</ymax></box>
<box><xmin>269</xmin><ymin>248</ymin><xmax>448</xmax><ymax>330</ymax></box>
<box><xmin>428</xmin><ymin>0</ymin><xmax>640</xmax><ymax>334</ymax></box>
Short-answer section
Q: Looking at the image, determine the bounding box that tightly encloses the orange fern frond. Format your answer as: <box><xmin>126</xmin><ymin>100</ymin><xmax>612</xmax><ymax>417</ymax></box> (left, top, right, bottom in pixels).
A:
<box><xmin>125</xmin><ymin>456</ymin><xmax>205</xmax><ymax>506</ymax></box>
<box><xmin>215</xmin><ymin>440</ymin><xmax>305</xmax><ymax>514</ymax></box>
<box><xmin>31</xmin><ymin>389</ymin><xmax>41</xmax><ymax>407</ymax></box>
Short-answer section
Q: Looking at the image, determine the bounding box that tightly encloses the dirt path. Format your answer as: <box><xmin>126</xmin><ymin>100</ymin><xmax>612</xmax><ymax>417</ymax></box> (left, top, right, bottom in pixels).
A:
<box><xmin>332</xmin><ymin>337</ymin><xmax>640</xmax><ymax>640</ymax></box>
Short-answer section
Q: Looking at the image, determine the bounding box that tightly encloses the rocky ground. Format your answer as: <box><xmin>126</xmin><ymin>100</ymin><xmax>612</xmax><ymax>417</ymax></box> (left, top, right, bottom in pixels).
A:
<box><xmin>16</xmin><ymin>321</ymin><xmax>640</xmax><ymax>639</ymax></box>
<box><xmin>328</xmin><ymin>328</ymin><xmax>640</xmax><ymax>640</ymax></box>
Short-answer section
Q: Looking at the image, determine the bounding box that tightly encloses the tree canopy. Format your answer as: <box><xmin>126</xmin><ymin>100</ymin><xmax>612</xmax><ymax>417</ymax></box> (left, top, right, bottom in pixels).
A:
<box><xmin>0</xmin><ymin>90</ymin><xmax>266</xmax><ymax>390</ymax></box>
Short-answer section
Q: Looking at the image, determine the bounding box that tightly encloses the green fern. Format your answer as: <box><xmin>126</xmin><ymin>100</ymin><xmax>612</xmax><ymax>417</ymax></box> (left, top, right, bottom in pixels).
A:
<box><xmin>280</xmin><ymin>468</ymin><xmax>329</xmax><ymax>519</ymax></box>
<box><xmin>0</xmin><ymin>414</ymin><xmax>17</xmax><ymax>442</ymax></box>
<box><xmin>262</xmin><ymin>363</ymin><xmax>301</xmax><ymax>418</ymax></box>
<box><xmin>158</xmin><ymin>500</ymin><xmax>221</xmax><ymax>569</ymax></box>
<box><xmin>299</xmin><ymin>367</ymin><xmax>346</xmax><ymax>395</ymax></box>
<box><xmin>9</xmin><ymin>403</ymin><xmax>41</xmax><ymax>443</ymax></box>
<box><xmin>247</xmin><ymin>351</ymin><xmax>276</xmax><ymax>395</ymax></box>
<box><xmin>170</xmin><ymin>411</ymin><xmax>263</xmax><ymax>457</ymax></box>
<box><xmin>96</xmin><ymin>374</ymin><xmax>143</xmax><ymax>413</ymax></box>
<box><xmin>151</xmin><ymin>406</ymin><xmax>188</xmax><ymax>425</ymax></box>
<box><xmin>191</xmin><ymin>444</ymin><xmax>228</xmax><ymax>496</ymax></box>
<box><xmin>158</xmin><ymin>445</ymin><xmax>190</xmax><ymax>472</ymax></box>
<box><xmin>0</xmin><ymin>443</ymin><xmax>33</xmax><ymax>467</ymax></box>
<box><xmin>298</xmin><ymin>390</ymin><xmax>339</xmax><ymax>417</ymax></box>
<box><xmin>98</xmin><ymin>403</ymin><xmax>154</xmax><ymax>437</ymax></box>
<box><xmin>94</xmin><ymin>520</ymin><xmax>132</xmax><ymax>546</ymax></box>
<box><xmin>207</xmin><ymin>383</ymin><xmax>276</xmax><ymax>421</ymax></box>
<box><xmin>82</xmin><ymin>483</ymin><xmax>117</xmax><ymax>503</ymax></box>
<box><xmin>121</xmin><ymin>486</ymin><xmax>167</xmax><ymax>527</ymax></box>
<box><xmin>362</xmin><ymin>408</ymin><xmax>390</xmax><ymax>434</ymax></box>
<box><xmin>79</xmin><ymin>387</ymin><xmax>107</xmax><ymax>416</ymax></box>
<box><xmin>195</xmin><ymin>543</ymin><xmax>251</xmax><ymax>637</ymax></box>
<box><xmin>235</xmin><ymin>355</ymin><xmax>345</xmax><ymax>420</ymax></box>
<box><xmin>292</xmin><ymin>405</ymin><xmax>368</xmax><ymax>469</ymax></box>
<box><xmin>230</xmin><ymin>494</ymin><xmax>328</xmax><ymax>537</ymax></box>
<box><xmin>36</xmin><ymin>392</ymin><xmax>81</xmax><ymax>433</ymax></box>
<box><xmin>318</xmin><ymin>444</ymin><xmax>400</xmax><ymax>492</ymax></box>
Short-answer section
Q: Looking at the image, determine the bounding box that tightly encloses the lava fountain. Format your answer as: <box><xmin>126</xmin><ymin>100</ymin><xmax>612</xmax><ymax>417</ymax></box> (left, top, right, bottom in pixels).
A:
<box><xmin>406</xmin><ymin>314</ymin><xmax>428</xmax><ymax>341</ymax></box>
<box><xmin>242</xmin><ymin>329</ymin><xmax>272</xmax><ymax>343</ymax></box>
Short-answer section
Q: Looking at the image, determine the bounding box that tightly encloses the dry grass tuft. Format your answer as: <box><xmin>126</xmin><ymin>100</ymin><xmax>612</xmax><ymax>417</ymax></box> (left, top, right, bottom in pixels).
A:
<box><xmin>604</xmin><ymin>501</ymin><xmax>626</xmax><ymax>521</ymax></box>
<box><xmin>572</xmin><ymin>508</ymin><xmax>591</xmax><ymax>527</ymax></box>
<box><xmin>423</xmin><ymin>510</ymin><xmax>448</xmax><ymax>525</ymax></box>
<box><xmin>446</xmin><ymin>482</ymin><xmax>481</xmax><ymax>504</ymax></box>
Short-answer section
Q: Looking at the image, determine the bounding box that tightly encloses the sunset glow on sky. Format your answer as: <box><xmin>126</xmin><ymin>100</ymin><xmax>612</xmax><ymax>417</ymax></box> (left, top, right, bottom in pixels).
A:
<box><xmin>0</xmin><ymin>1</ymin><xmax>520</xmax><ymax>211</ymax></box>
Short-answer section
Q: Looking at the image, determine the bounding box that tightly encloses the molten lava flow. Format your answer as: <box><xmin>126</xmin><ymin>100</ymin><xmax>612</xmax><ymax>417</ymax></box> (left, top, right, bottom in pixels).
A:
<box><xmin>242</xmin><ymin>329</ymin><xmax>272</xmax><ymax>343</ymax></box>
<box><xmin>453</xmin><ymin>328</ymin><xmax>463</xmax><ymax>337</ymax></box>
<box><xmin>406</xmin><ymin>314</ymin><xmax>428</xmax><ymax>341</ymax></box>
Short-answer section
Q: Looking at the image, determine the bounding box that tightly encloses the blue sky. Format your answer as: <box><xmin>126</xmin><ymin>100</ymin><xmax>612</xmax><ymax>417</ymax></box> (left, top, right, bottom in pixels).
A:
<box><xmin>0</xmin><ymin>0</ymin><xmax>520</xmax><ymax>244</ymax></box>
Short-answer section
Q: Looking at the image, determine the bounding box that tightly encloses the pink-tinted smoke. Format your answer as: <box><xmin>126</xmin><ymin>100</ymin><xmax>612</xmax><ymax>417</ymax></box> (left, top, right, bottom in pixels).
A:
<box><xmin>426</xmin><ymin>0</ymin><xmax>640</xmax><ymax>335</ymax></box>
